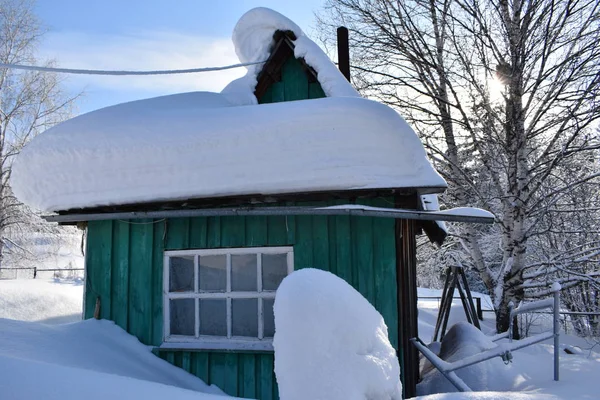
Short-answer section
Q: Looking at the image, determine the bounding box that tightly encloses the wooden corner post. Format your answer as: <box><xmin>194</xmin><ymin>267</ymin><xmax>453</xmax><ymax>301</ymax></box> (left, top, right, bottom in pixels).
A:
<box><xmin>395</xmin><ymin>195</ymin><xmax>420</xmax><ymax>398</ymax></box>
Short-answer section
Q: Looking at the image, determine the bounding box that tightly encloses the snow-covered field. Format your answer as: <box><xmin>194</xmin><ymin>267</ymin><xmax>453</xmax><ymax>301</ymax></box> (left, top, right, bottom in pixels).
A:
<box><xmin>0</xmin><ymin>278</ymin><xmax>83</xmax><ymax>324</ymax></box>
<box><xmin>0</xmin><ymin>278</ymin><xmax>598</xmax><ymax>399</ymax></box>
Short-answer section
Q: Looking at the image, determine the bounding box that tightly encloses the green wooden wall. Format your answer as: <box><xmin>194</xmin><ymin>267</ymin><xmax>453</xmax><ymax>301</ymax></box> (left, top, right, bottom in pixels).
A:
<box><xmin>258</xmin><ymin>56</ymin><xmax>326</xmax><ymax>104</ymax></box>
<box><xmin>84</xmin><ymin>199</ymin><xmax>398</xmax><ymax>399</ymax></box>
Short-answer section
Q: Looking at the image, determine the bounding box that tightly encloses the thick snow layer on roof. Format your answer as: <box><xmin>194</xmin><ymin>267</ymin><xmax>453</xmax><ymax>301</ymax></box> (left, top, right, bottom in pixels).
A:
<box><xmin>221</xmin><ymin>7</ymin><xmax>359</xmax><ymax>105</ymax></box>
<box><xmin>12</xmin><ymin>94</ymin><xmax>446</xmax><ymax>212</ymax></box>
<box><xmin>273</xmin><ymin>268</ymin><xmax>402</xmax><ymax>400</ymax></box>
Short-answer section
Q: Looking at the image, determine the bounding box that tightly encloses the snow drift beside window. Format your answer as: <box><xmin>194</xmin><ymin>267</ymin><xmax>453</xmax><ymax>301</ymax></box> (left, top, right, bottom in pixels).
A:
<box><xmin>273</xmin><ymin>268</ymin><xmax>402</xmax><ymax>400</ymax></box>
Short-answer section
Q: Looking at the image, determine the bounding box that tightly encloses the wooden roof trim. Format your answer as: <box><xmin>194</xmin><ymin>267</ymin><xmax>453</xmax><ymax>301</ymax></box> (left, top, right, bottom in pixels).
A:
<box><xmin>45</xmin><ymin>204</ymin><xmax>494</xmax><ymax>225</ymax></box>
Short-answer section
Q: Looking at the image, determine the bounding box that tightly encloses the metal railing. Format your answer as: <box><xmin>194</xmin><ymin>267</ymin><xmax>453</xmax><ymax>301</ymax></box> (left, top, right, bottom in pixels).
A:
<box><xmin>412</xmin><ymin>285</ymin><xmax>561</xmax><ymax>392</ymax></box>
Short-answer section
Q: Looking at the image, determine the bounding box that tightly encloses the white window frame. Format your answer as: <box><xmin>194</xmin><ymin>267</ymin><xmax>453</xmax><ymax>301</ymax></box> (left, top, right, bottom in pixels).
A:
<box><xmin>162</xmin><ymin>246</ymin><xmax>293</xmax><ymax>351</ymax></box>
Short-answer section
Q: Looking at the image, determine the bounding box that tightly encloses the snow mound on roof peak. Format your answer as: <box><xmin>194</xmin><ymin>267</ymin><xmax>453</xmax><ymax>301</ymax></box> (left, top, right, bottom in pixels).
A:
<box><xmin>233</xmin><ymin>7</ymin><xmax>303</xmax><ymax>64</ymax></box>
<box><xmin>223</xmin><ymin>7</ymin><xmax>359</xmax><ymax>105</ymax></box>
<box><xmin>273</xmin><ymin>268</ymin><xmax>402</xmax><ymax>400</ymax></box>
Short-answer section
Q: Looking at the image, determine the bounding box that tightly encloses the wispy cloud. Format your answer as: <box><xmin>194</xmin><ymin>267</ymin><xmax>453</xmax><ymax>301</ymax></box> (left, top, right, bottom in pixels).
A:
<box><xmin>39</xmin><ymin>30</ymin><xmax>246</xmax><ymax>95</ymax></box>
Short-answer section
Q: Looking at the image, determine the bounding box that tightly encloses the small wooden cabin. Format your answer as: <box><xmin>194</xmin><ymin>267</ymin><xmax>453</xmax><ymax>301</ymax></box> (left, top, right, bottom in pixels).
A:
<box><xmin>11</xmin><ymin>8</ymin><xmax>493</xmax><ymax>399</ymax></box>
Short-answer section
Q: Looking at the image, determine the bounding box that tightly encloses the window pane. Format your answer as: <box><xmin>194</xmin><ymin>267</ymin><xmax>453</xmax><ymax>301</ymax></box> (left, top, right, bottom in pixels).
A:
<box><xmin>198</xmin><ymin>255</ymin><xmax>226</xmax><ymax>292</ymax></box>
<box><xmin>262</xmin><ymin>253</ymin><xmax>288</xmax><ymax>291</ymax></box>
<box><xmin>232</xmin><ymin>298</ymin><xmax>258</xmax><ymax>337</ymax></box>
<box><xmin>231</xmin><ymin>254</ymin><xmax>257</xmax><ymax>291</ymax></box>
<box><xmin>170</xmin><ymin>299</ymin><xmax>195</xmax><ymax>336</ymax></box>
<box><xmin>169</xmin><ymin>256</ymin><xmax>194</xmax><ymax>293</ymax></box>
<box><xmin>199</xmin><ymin>299</ymin><xmax>227</xmax><ymax>336</ymax></box>
<box><xmin>263</xmin><ymin>298</ymin><xmax>275</xmax><ymax>338</ymax></box>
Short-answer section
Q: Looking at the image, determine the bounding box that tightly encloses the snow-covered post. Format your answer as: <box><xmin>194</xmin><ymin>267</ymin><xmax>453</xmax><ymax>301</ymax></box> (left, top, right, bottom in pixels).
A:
<box><xmin>552</xmin><ymin>282</ymin><xmax>561</xmax><ymax>381</ymax></box>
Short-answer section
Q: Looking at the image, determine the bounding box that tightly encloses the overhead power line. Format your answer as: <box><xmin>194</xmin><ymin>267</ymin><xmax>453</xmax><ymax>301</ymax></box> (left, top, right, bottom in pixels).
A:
<box><xmin>0</xmin><ymin>60</ymin><xmax>267</xmax><ymax>76</ymax></box>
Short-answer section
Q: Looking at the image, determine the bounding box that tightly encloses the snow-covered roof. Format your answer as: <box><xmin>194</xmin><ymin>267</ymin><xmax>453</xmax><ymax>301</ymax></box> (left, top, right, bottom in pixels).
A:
<box><xmin>11</xmin><ymin>8</ymin><xmax>446</xmax><ymax>213</ymax></box>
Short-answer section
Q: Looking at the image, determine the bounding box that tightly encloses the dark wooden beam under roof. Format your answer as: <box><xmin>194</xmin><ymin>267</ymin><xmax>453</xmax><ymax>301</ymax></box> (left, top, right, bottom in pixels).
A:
<box><xmin>52</xmin><ymin>187</ymin><xmax>444</xmax><ymax>216</ymax></box>
<box><xmin>253</xmin><ymin>30</ymin><xmax>319</xmax><ymax>100</ymax></box>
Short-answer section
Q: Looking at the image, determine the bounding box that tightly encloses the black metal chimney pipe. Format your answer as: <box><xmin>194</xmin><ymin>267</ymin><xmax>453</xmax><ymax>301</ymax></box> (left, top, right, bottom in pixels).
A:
<box><xmin>337</xmin><ymin>26</ymin><xmax>350</xmax><ymax>82</ymax></box>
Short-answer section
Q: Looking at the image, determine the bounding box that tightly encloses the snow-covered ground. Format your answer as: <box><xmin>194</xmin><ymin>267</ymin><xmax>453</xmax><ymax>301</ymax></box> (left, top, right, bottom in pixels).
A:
<box><xmin>0</xmin><ymin>318</ymin><xmax>240</xmax><ymax>399</ymax></box>
<box><xmin>0</xmin><ymin>278</ymin><xmax>83</xmax><ymax>324</ymax></box>
<box><xmin>1</xmin><ymin>279</ymin><xmax>598</xmax><ymax>399</ymax></box>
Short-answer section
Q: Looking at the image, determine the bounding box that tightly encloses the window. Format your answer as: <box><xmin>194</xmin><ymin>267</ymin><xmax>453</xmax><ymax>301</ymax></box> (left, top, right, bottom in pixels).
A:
<box><xmin>163</xmin><ymin>247</ymin><xmax>293</xmax><ymax>350</ymax></box>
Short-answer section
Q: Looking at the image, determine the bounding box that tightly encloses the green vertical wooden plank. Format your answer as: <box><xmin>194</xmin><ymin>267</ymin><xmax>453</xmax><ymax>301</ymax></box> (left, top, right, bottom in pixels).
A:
<box><xmin>189</xmin><ymin>217</ymin><xmax>208</xmax><ymax>248</ymax></box>
<box><xmin>293</xmin><ymin>215</ymin><xmax>313</xmax><ymax>270</ymax></box>
<box><xmin>327</xmin><ymin>216</ymin><xmax>337</xmax><ymax>276</ymax></box>
<box><xmin>174</xmin><ymin>352</ymin><xmax>183</xmax><ymax>368</ymax></box>
<box><xmin>282</xmin><ymin>58</ymin><xmax>309</xmax><ymax>101</ymax></box>
<box><xmin>223</xmin><ymin>353</ymin><xmax>239</xmax><ymax>395</ymax></box>
<box><xmin>312</xmin><ymin>215</ymin><xmax>329</xmax><ymax>272</ymax></box>
<box><xmin>128</xmin><ymin>219</ymin><xmax>154</xmax><ymax>344</ymax></box>
<box><xmin>308</xmin><ymin>81</ymin><xmax>326</xmax><ymax>99</ymax></box>
<box><xmin>194</xmin><ymin>353</ymin><xmax>210</xmax><ymax>383</ymax></box>
<box><xmin>209</xmin><ymin>353</ymin><xmax>227</xmax><ymax>393</ymax></box>
<box><xmin>267</xmin><ymin>216</ymin><xmax>287</xmax><ymax>246</ymax></box>
<box><xmin>165</xmin><ymin>218</ymin><xmax>190</xmax><ymax>250</ymax></box>
<box><xmin>285</xmin><ymin>215</ymin><xmax>296</xmax><ymax>245</ymax></box>
<box><xmin>259</xmin><ymin>354</ymin><xmax>274</xmax><ymax>400</ymax></box>
<box><xmin>238</xmin><ymin>354</ymin><xmax>257</xmax><ymax>398</ymax></box>
<box><xmin>370</xmin><ymin>198</ymin><xmax>399</xmax><ymax>348</ymax></box>
<box><xmin>207</xmin><ymin>217</ymin><xmax>221</xmax><ymax>248</ymax></box>
<box><xmin>334</xmin><ymin>215</ymin><xmax>352</xmax><ymax>285</ymax></box>
<box><xmin>165</xmin><ymin>352</ymin><xmax>175</xmax><ymax>365</ymax></box>
<box><xmin>111</xmin><ymin>220</ymin><xmax>130</xmax><ymax>329</ymax></box>
<box><xmin>354</xmin><ymin>215</ymin><xmax>375</xmax><ymax>304</ymax></box>
<box><xmin>182</xmin><ymin>352</ymin><xmax>192</xmax><ymax>372</ymax></box>
<box><xmin>85</xmin><ymin>220</ymin><xmax>113</xmax><ymax>320</ymax></box>
<box><xmin>221</xmin><ymin>216</ymin><xmax>245</xmax><ymax>247</ymax></box>
<box><xmin>245</xmin><ymin>216</ymin><xmax>268</xmax><ymax>247</ymax></box>
<box><xmin>151</xmin><ymin>219</ymin><xmax>165</xmax><ymax>346</ymax></box>
<box><xmin>270</xmin><ymin>81</ymin><xmax>285</xmax><ymax>103</ymax></box>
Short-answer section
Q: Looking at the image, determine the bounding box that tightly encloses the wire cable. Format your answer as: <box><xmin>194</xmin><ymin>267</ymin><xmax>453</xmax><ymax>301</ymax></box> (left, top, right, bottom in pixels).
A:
<box><xmin>0</xmin><ymin>60</ymin><xmax>267</xmax><ymax>76</ymax></box>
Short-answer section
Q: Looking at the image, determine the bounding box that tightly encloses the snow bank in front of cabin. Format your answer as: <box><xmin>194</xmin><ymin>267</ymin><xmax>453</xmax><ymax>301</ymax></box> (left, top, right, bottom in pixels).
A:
<box><xmin>273</xmin><ymin>268</ymin><xmax>402</xmax><ymax>400</ymax></box>
<box><xmin>0</xmin><ymin>354</ymin><xmax>237</xmax><ymax>400</ymax></box>
<box><xmin>0</xmin><ymin>318</ymin><xmax>225</xmax><ymax>396</ymax></box>
<box><xmin>12</xmin><ymin>95</ymin><xmax>446</xmax><ymax>212</ymax></box>
<box><xmin>418</xmin><ymin>323</ymin><xmax>514</xmax><ymax>395</ymax></box>
<box><xmin>222</xmin><ymin>7</ymin><xmax>359</xmax><ymax>105</ymax></box>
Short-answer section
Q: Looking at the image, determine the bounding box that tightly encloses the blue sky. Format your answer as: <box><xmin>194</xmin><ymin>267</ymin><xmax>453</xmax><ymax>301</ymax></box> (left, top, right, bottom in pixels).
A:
<box><xmin>35</xmin><ymin>1</ymin><xmax>327</xmax><ymax>113</ymax></box>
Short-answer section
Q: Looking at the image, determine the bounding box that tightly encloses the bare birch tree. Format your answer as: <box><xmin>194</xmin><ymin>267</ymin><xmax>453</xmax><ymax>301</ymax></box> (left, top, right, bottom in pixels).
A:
<box><xmin>318</xmin><ymin>0</ymin><xmax>600</xmax><ymax>334</ymax></box>
<box><xmin>0</xmin><ymin>0</ymin><xmax>77</xmax><ymax>269</ymax></box>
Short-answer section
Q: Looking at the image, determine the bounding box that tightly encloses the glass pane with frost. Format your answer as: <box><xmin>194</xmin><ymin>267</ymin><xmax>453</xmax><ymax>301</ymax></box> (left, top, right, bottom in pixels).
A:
<box><xmin>232</xmin><ymin>298</ymin><xmax>258</xmax><ymax>337</ymax></box>
<box><xmin>231</xmin><ymin>254</ymin><xmax>257</xmax><ymax>291</ymax></box>
<box><xmin>169</xmin><ymin>256</ymin><xmax>194</xmax><ymax>292</ymax></box>
<box><xmin>199</xmin><ymin>299</ymin><xmax>227</xmax><ymax>336</ymax></box>
<box><xmin>262</xmin><ymin>253</ymin><xmax>288</xmax><ymax>291</ymax></box>
<box><xmin>170</xmin><ymin>298</ymin><xmax>195</xmax><ymax>336</ymax></box>
<box><xmin>198</xmin><ymin>255</ymin><xmax>226</xmax><ymax>292</ymax></box>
